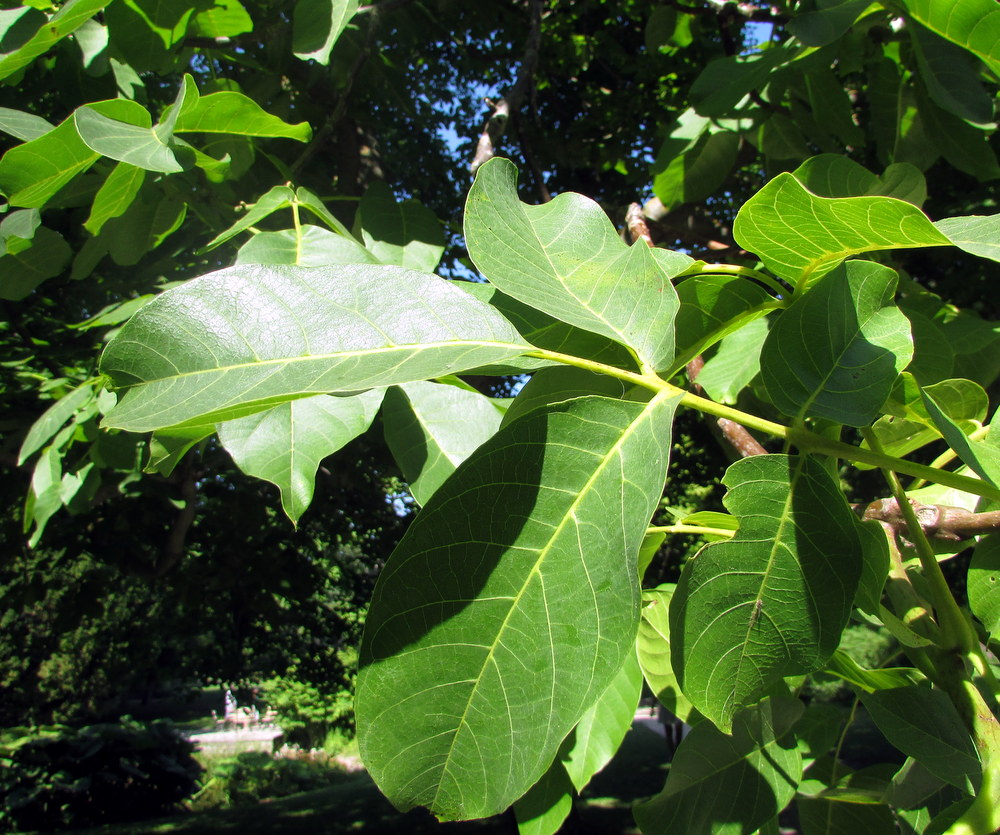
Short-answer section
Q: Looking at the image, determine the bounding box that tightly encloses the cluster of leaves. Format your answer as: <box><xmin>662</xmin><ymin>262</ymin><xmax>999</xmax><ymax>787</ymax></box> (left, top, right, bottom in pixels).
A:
<box><xmin>6</xmin><ymin>1</ymin><xmax>1000</xmax><ymax>835</ymax></box>
<box><xmin>0</xmin><ymin>718</ymin><xmax>200</xmax><ymax>832</ymax></box>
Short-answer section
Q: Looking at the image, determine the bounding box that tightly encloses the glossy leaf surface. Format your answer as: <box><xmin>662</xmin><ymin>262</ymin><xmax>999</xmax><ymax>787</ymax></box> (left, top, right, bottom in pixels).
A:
<box><xmin>100</xmin><ymin>264</ymin><xmax>531</xmax><ymax>432</ymax></box>
<box><xmin>356</xmin><ymin>392</ymin><xmax>680</xmax><ymax>819</ymax></box>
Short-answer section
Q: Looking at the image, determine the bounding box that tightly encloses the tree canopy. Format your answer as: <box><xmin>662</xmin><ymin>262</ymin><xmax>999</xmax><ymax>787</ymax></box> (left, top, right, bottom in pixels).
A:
<box><xmin>5</xmin><ymin>0</ymin><xmax>1000</xmax><ymax>833</ymax></box>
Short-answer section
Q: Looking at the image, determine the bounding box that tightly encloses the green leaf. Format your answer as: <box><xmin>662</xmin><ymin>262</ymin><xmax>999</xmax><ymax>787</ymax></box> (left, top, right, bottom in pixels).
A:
<box><xmin>18</xmin><ymin>382</ymin><xmax>96</xmax><ymax>465</ymax></box>
<box><xmin>174</xmin><ymin>88</ymin><xmax>312</xmax><ymax>142</ymax></box>
<box><xmin>74</xmin><ymin>103</ymin><xmax>187</xmax><ymax>173</ymax></box>
<box><xmin>460</xmin><ymin>283</ymin><xmax>638</xmax><ymax>374</ymax></box>
<box><xmin>145</xmin><ymin>426</ymin><xmax>212</xmax><ymax>476</ymax></box>
<box><xmin>860</xmin><ymin>686</ymin><xmax>980</xmax><ymax>793</ymax></box>
<box><xmin>382</xmin><ymin>380</ymin><xmax>505</xmax><ymax>506</ymax></box>
<box><xmin>804</xmin><ymin>68</ymin><xmax>864</xmax><ymax>148</ymax></box>
<box><xmin>791</xmin><ymin>155</ymin><xmax>927</xmax><ymax>206</ymax></box>
<box><xmin>356</xmin><ymin>392</ymin><xmax>681</xmax><ymax>820</ymax></box>
<box><xmin>0</xmin><ymin>107</ymin><xmax>53</xmax><ymax>141</ymax></box>
<box><xmin>24</xmin><ymin>444</ymin><xmax>63</xmax><ymax>547</ymax></box>
<box><xmin>920</xmin><ymin>388</ymin><xmax>1000</xmax><ymax>486</ymax></box>
<box><xmin>512</xmin><ymin>760</ymin><xmax>574</xmax><ymax>835</ymax></box>
<box><xmin>797</xmin><ymin>792</ymin><xmax>897</xmax><ymax>834</ymax></box>
<box><xmin>0</xmin><ymin>208</ymin><xmax>40</xmax><ymax>255</ymax></box>
<box><xmin>465</xmin><ymin>158</ymin><xmax>686</xmax><ymax>371</ymax></box>
<box><xmin>637</xmin><ymin>585</ymin><xmax>696</xmax><ymax>722</ymax></box>
<box><xmin>670</xmin><ymin>454</ymin><xmax>863</xmax><ymax>731</ymax></box>
<box><xmin>293</xmin><ymin>0</ymin><xmax>359</xmax><ymax>65</ymax></box>
<box><xmin>914</xmin><ymin>84</ymin><xmax>1000</xmax><ymax>181</ymax></box>
<box><xmin>694</xmin><ymin>315</ymin><xmax>769</xmax><ymax>405</ymax></box>
<box><xmin>760</xmin><ymin>113</ymin><xmax>810</xmax><ymax>161</ymax></box>
<box><xmin>100</xmin><ymin>264</ymin><xmax>532</xmax><ymax>432</ymax></box>
<box><xmin>823</xmin><ymin>650</ymin><xmax>923</xmax><ymax>693</ymax></box>
<box><xmin>900</xmin><ymin>0</ymin><xmax>1000</xmax><ymax>77</ymax></box>
<box><xmin>787</xmin><ymin>0</ymin><xmax>870</xmax><ymax>46</ymax></box>
<box><xmin>559</xmin><ymin>649</ymin><xmax>642</xmax><ymax>792</ymax></box>
<box><xmin>633</xmin><ymin>695</ymin><xmax>803</xmax><ymax>834</ymax></box>
<box><xmin>652</xmin><ymin>114</ymin><xmax>740</xmax><ymax>211</ymax></box>
<box><xmin>101</xmin><ymin>187</ymin><xmax>187</xmax><ymax>266</ymax></box>
<box><xmin>235</xmin><ymin>225</ymin><xmax>380</xmax><ymax>267</ymax></box>
<box><xmin>933</xmin><ymin>215</ymin><xmax>1000</xmax><ymax>263</ymax></box>
<box><xmin>357</xmin><ymin>180</ymin><xmax>445</xmax><ymax>273</ymax></box>
<box><xmin>84</xmin><ymin>163</ymin><xmax>146</xmax><ymax>235</ymax></box>
<box><xmin>0</xmin><ymin>99</ymin><xmax>149</xmax><ymax>208</ymax></box>
<box><xmin>969</xmin><ymin>534</ymin><xmax>1000</xmax><ymax>638</ymax></box>
<box><xmin>733</xmin><ymin>173</ymin><xmax>952</xmax><ymax>286</ymax></box>
<box><xmin>909</xmin><ymin>20</ymin><xmax>994</xmax><ymax>126</ymax></box>
<box><xmin>218</xmin><ymin>390</ymin><xmax>384</xmax><ymax>524</ymax></box>
<box><xmin>200</xmin><ymin>185</ymin><xmax>297</xmax><ymax>251</ymax></box>
<box><xmin>293</xmin><ymin>186</ymin><xmax>354</xmax><ymax>238</ymax></box>
<box><xmin>0</xmin><ymin>226</ymin><xmax>71</xmax><ymax>299</ymax></box>
<box><xmin>673</xmin><ymin>274</ymin><xmax>775</xmax><ymax>372</ymax></box>
<box><xmin>500</xmin><ymin>365</ymin><xmax>640</xmax><ymax>430</ymax></box>
<box><xmin>191</xmin><ymin>0</ymin><xmax>253</xmax><ymax>38</ymax></box>
<box><xmin>0</xmin><ymin>0</ymin><xmax>109</xmax><ymax>81</ymax></box>
<box><xmin>689</xmin><ymin>48</ymin><xmax>793</xmax><ymax>117</ymax></box>
<box><xmin>760</xmin><ymin>261</ymin><xmax>913</xmax><ymax>427</ymax></box>
<box><xmin>854</xmin><ymin>521</ymin><xmax>890</xmax><ymax>616</ymax></box>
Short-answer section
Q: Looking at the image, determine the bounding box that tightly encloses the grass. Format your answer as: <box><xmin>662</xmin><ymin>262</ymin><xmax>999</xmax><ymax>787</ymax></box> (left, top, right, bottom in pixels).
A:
<box><xmin>72</xmin><ymin>721</ymin><xmax>672</xmax><ymax>834</ymax></box>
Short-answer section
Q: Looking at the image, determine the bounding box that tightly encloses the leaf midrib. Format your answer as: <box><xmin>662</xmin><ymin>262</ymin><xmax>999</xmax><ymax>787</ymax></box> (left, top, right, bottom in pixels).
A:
<box><xmin>433</xmin><ymin>392</ymin><xmax>669</xmax><ymax>809</ymax></box>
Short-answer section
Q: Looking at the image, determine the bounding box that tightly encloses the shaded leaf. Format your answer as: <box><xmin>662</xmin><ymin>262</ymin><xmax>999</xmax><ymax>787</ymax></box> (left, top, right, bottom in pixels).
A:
<box><xmin>356</xmin><ymin>392</ymin><xmax>681</xmax><ymax>819</ymax></box>
<box><xmin>0</xmin><ymin>107</ymin><xmax>53</xmax><ymax>141</ymax></box>
<box><xmin>637</xmin><ymin>585</ymin><xmax>696</xmax><ymax>722</ymax></box>
<box><xmin>235</xmin><ymin>225</ymin><xmax>379</xmax><ymax>267</ymax></box>
<box><xmin>901</xmin><ymin>0</ymin><xmax>1000</xmax><ymax>77</ymax></box>
<box><xmin>670</xmin><ymin>454</ymin><xmax>863</xmax><ymax>731</ymax></box>
<box><xmin>100</xmin><ymin>264</ymin><xmax>531</xmax><ymax>432</ymax></box>
<box><xmin>465</xmin><ymin>157</ymin><xmax>686</xmax><ymax>372</ymax></box>
<box><xmin>357</xmin><ymin>180</ymin><xmax>445</xmax><ymax>273</ymax></box>
<box><xmin>695</xmin><ymin>315</ymin><xmax>769</xmax><ymax>405</ymax></box>
<box><xmin>382</xmin><ymin>380</ymin><xmax>505</xmax><ymax>505</ymax></box>
<box><xmin>218</xmin><ymin>390</ymin><xmax>384</xmax><ymax>524</ymax></box>
<box><xmin>0</xmin><ymin>226</ymin><xmax>71</xmax><ymax>299</ymax></box>
<box><xmin>18</xmin><ymin>382</ymin><xmax>96</xmax><ymax>465</ymax></box>
<box><xmin>968</xmin><ymin>534</ymin><xmax>1000</xmax><ymax>637</ymax></box>
<box><xmin>0</xmin><ymin>0</ymin><xmax>109</xmax><ymax>81</ymax></box>
<box><xmin>860</xmin><ymin>686</ymin><xmax>980</xmax><ymax>793</ymax></box>
<box><xmin>293</xmin><ymin>0</ymin><xmax>359</xmax><ymax>65</ymax></box>
<box><xmin>512</xmin><ymin>760</ymin><xmax>574</xmax><ymax>835</ymax></box>
<box><xmin>559</xmin><ymin>649</ymin><xmax>642</xmax><ymax>792</ymax></box>
<box><xmin>909</xmin><ymin>20</ymin><xmax>994</xmax><ymax>126</ymax></box>
<box><xmin>760</xmin><ymin>261</ymin><xmax>912</xmax><ymax>426</ymax></box>
<box><xmin>787</xmin><ymin>0</ymin><xmax>870</xmax><ymax>46</ymax></box>
<box><xmin>689</xmin><ymin>48</ymin><xmax>792</xmax><ymax>117</ymax></box>
<box><xmin>633</xmin><ymin>695</ymin><xmax>803</xmax><ymax>834</ymax></box>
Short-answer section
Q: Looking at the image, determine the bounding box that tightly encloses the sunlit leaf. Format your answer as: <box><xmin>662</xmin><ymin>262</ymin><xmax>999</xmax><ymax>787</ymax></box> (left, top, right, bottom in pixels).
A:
<box><xmin>900</xmin><ymin>0</ymin><xmax>1000</xmax><ymax>77</ymax></box>
<box><xmin>466</xmin><ymin>157</ymin><xmax>687</xmax><ymax>371</ymax></box>
<box><xmin>235</xmin><ymin>225</ymin><xmax>379</xmax><ymax>267</ymax></box>
<box><xmin>637</xmin><ymin>585</ymin><xmax>696</xmax><ymax>722</ymax></box>
<box><xmin>100</xmin><ymin>264</ymin><xmax>532</xmax><ymax>432</ymax></box>
<box><xmin>0</xmin><ymin>0</ymin><xmax>109</xmax><ymax>81</ymax></box>
<box><xmin>512</xmin><ymin>760</ymin><xmax>574</xmax><ymax>835</ymax></box>
<box><xmin>85</xmin><ymin>162</ymin><xmax>146</xmax><ymax>234</ymax></box>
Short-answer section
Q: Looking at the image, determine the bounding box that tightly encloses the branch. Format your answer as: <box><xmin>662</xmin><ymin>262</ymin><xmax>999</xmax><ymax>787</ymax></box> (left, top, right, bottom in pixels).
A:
<box><xmin>685</xmin><ymin>355</ymin><xmax>768</xmax><ymax>457</ymax></box>
<box><xmin>862</xmin><ymin>498</ymin><xmax>1000</xmax><ymax>543</ymax></box>
<box><xmin>155</xmin><ymin>457</ymin><xmax>199</xmax><ymax>578</ymax></box>
<box><xmin>626</xmin><ymin>203</ymin><xmax>654</xmax><ymax>247</ymax></box>
<box><xmin>469</xmin><ymin>0</ymin><xmax>543</xmax><ymax>175</ymax></box>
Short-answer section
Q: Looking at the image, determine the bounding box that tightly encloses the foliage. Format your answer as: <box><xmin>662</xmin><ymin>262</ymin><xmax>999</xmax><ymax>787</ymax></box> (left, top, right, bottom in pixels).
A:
<box><xmin>6</xmin><ymin>0</ymin><xmax>1000</xmax><ymax>834</ymax></box>
<box><xmin>0</xmin><ymin>718</ymin><xmax>200</xmax><ymax>832</ymax></box>
<box><xmin>190</xmin><ymin>751</ymin><xmax>339</xmax><ymax>810</ymax></box>
<box><xmin>259</xmin><ymin>674</ymin><xmax>354</xmax><ymax>750</ymax></box>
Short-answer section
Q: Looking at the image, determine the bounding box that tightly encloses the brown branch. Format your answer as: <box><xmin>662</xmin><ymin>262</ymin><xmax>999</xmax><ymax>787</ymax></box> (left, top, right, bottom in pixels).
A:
<box><xmin>626</xmin><ymin>203</ymin><xmax>653</xmax><ymax>247</ymax></box>
<box><xmin>469</xmin><ymin>0</ymin><xmax>543</xmax><ymax>175</ymax></box>
<box><xmin>685</xmin><ymin>356</ymin><xmax>768</xmax><ymax>458</ymax></box>
<box><xmin>862</xmin><ymin>498</ymin><xmax>1000</xmax><ymax>543</ymax></box>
